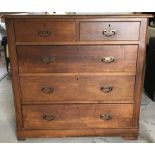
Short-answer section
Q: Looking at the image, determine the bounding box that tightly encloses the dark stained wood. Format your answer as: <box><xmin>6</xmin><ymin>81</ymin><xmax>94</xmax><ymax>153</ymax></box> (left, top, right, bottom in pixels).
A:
<box><xmin>19</xmin><ymin>72</ymin><xmax>136</xmax><ymax>76</ymax></box>
<box><xmin>80</xmin><ymin>22</ymin><xmax>140</xmax><ymax>41</ymax></box>
<box><xmin>16</xmin><ymin>41</ymin><xmax>140</xmax><ymax>45</ymax></box>
<box><xmin>4</xmin><ymin>14</ymin><xmax>150</xmax><ymax>140</ymax></box>
<box><xmin>20</xmin><ymin>75</ymin><xmax>135</xmax><ymax>102</ymax></box>
<box><xmin>17</xmin><ymin>128</ymin><xmax>138</xmax><ymax>139</ymax></box>
<box><xmin>23</xmin><ymin>100</ymin><xmax>134</xmax><ymax>104</ymax></box>
<box><xmin>75</xmin><ymin>19</ymin><xmax>80</xmax><ymax>41</ymax></box>
<box><xmin>14</xmin><ymin>21</ymin><xmax>76</xmax><ymax>42</ymax></box>
<box><xmin>17</xmin><ymin>45</ymin><xmax>138</xmax><ymax>73</ymax></box>
<box><xmin>5</xmin><ymin>19</ymin><xmax>23</xmax><ymax>130</ymax></box>
<box><xmin>22</xmin><ymin>104</ymin><xmax>133</xmax><ymax>129</ymax></box>
<box><xmin>3</xmin><ymin>14</ymin><xmax>153</xmax><ymax>19</ymax></box>
<box><xmin>133</xmin><ymin>18</ymin><xmax>148</xmax><ymax>127</ymax></box>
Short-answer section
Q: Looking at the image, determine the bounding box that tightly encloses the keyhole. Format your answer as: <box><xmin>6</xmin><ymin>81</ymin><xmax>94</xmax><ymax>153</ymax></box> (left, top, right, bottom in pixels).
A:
<box><xmin>76</xmin><ymin>76</ymin><xmax>79</xmax><ymax>81</ymax></box>
<box><xmin>108</xmin><ymin>24</ymin><xmax>111</xmax><ymax>27</ymax></box>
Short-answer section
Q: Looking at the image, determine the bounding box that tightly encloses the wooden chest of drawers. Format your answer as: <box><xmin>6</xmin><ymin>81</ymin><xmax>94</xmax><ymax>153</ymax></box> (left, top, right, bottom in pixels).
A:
<box><xmin>4</xmin><ymin>14</ymin><xmax>151</xmax><ymax>140</ymax></box>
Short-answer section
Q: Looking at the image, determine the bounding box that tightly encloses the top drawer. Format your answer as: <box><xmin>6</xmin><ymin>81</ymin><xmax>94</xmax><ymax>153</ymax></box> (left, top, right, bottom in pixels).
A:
<box><xmin>14</xmin><ymin>21</ymin><xmax>76</xmax><ymax>42</ymax></box>
<box><xmin>80</xmin><ymin>21</ymin><xmax>140</xmax><ymax>41</ymax></box>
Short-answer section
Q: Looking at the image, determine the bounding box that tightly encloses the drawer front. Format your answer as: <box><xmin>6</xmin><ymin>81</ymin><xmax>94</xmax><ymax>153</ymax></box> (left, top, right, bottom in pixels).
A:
<box><xmin>22</xmin><ymin>104</ymin><xmax>133</xmax><ymax>129</ymax></box>
<box><xmin>80</xmin><ymin>21</ymin><xmax>140</xmax><ymax>41</ymax></box>
<box><xmin>20</xmin><ymin>75</ymin><xmax>135</xmax><ymax>102</ymax></box>
<box><xmin>17</xmin><ymin>45</ymin><xmax>138</xmax><ymax>73</ymax></box>
<box><xmin>14</xmin><ymin>21</ymin><xmax>75</xmax><ymax>42</ymax></box>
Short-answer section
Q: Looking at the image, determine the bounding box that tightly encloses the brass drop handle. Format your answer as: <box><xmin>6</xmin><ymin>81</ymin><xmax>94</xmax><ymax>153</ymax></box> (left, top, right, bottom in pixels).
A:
<box><xmin>100</xmin><ymin>114</ymin><xmax>112</xmax><ymax>121</ymax></box>
<box><xmin>102</xmin><ymin>29</ymin><xmax>116</xmax><ymax>37</ymax></box>
<box><xmin>101</xmin><ymin>57</ymin><xmax>115</xmax><ymax>64</ymax></box>
<box><xmin>41</xmin><ymin>87</ymin><xmax>54</xmax><ymax>94</ymax></box>
<box><xmin>101</xmin><ymin>86</ymin><xmax>113</xmax><ymax>93</ymax></box>
<box><xmin>43</xmin><ymin>115</ymin><xmax>55</xmax><ymax>121</ymax></box>
<box><xmin>41</xmin><ymin>56</ymin><xmax>54</xmax><ymax>64</ymax></box>
<box><xmin>38</xmin><ymin>30</ymin><xmax>51</xmax><ymax>37</ymax></box>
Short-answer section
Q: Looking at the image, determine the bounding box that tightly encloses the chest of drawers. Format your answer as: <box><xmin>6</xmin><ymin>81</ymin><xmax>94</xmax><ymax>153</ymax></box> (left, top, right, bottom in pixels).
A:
<box><xmin>4</xmin><ymin>14</ymin><xmax>151</xmax><ymax>140</ymax></box>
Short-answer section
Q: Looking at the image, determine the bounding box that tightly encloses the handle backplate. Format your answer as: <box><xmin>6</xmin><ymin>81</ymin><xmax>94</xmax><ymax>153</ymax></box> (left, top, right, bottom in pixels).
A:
<box><xmin>38</xmin><ymin>30</ymin><xmax>51</xmax><ymax>37</ymax></box>
<box><xmin>101</xmin><ymin>85</ymin><xmax>113</xmax><ymax>93</ymax></box>
<box><xmin>41</xmin><ymin>56</ymin><xmax>54</xmax><ymax>64</ymax></box>
<box><xmin>41</xmin><ymin>87</ymin><xmax>54</xmax><ymax>94</ymax></box>
<box><xmin>100</xmin><ymin>114</ymin><xmax>112</xmax><ymax>121</ymax></box>
<box><xmin>43</xmin><ymin>114</ymin><xmax>55</xmax><ymax>121</ymax></box>
<box><xmin>101</xmin><ymin>57</ymin><xmax>115</xmax><ymax>64</ymax></box>
<box><xmin>102</xmin><ymin>29</ymin><xmax>116</xmax><ymax>37</ymax></box>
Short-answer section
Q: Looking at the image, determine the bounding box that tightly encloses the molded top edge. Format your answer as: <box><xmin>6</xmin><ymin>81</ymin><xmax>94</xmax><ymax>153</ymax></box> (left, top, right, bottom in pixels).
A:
<box><xmin>2</xmin><ymin>13</ymin><xmax>153</xmax><ymax>19</ymax></box>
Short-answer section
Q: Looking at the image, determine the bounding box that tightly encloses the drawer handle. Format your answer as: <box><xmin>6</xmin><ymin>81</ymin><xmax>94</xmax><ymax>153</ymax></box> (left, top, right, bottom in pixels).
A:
<box><xmin>38</xmin><ymin>30</ymin><xmax>51</xmax><ymax>37</ymax></box>
<box><xmin>101</xmin><ymin>57</ymin><xmax>115</xmax><ymax>64</ymax></box>
<box><xmin>41</xmin><ymin>56</ymin><xmax>54</xmax><ymax>64</ymax></box>
<box><xmin>41</xmin><ymin>87</ymin><xmax>54</xmax><ymax>94</ymax></box>
<box><xmin>100</xmin><ymin>114</ymin><xmax>112</xmax><ymax>121</ymax></box>
<box><xmin>102</xmin><ymin>30</ymin><xmax>116</xmax><ymax>37</ymax></box>
<box><xmin>101</xmin><ymin>86</ymin><xmax>113</xmax><ymax>93</ymax></box>
<box><xmin>43</xmin><ymin>115</ymin><xmax>55</xmax><ymax>121</ymax></box>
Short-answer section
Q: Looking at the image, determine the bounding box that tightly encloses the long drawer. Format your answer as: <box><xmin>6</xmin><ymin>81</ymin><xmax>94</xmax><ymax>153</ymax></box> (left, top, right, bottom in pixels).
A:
<box><xmin>80</xmin><ymin>21</ymin><xmax>140</xmax><ymax>41</ymax></box>
<box><xmin>22</xmin><ymin>104</ymin><xmax>133</xmax><ymax>129</ymax></box>
<box><xmin>20</xmin><ymin>75</ymin><xmax>135</xmax><ymax>102</ymax></box>
<box><xmin>17</xmin><ymin>45</ymin><xmax>138</xmax><ymax>73</ymax></box>
<box><xmin>14</xmin><ymin>21</ymin><xmax>76</xmax><ymax>42</ymax></box>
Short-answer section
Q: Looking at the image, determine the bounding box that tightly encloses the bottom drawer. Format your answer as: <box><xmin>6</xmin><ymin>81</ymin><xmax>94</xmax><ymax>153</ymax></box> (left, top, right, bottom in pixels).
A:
<box><xmin>22</xmin><ymin>104</ymin><xmax>133</xmax><ymax>130</ymax></box>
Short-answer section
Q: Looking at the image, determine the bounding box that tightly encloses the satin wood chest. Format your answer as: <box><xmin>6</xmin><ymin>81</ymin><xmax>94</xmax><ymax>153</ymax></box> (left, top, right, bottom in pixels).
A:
<box><xmin>5</xmin><ymin>14</ymin><xmax>151</xmax><ymax>140</ymax></box>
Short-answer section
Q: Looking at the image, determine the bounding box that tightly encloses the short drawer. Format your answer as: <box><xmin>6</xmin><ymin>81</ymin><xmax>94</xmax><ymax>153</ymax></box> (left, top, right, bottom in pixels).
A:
<box><xmin>14</xmin><ymin>21</ymin><xmax>75</xmax><ymax>42</ymax></box>
<box><xmin>20</xmin><ymin>75</ymin><xmax>135</xmax><ymax>102</ymax></box>
<box><xmin>22</xmin><ymin>104</ymin><xmax>133</xmax><ymax>129</ymax></box>
<box><xmin>17</xmin><ymin>45</ymin><xmax>138</xmax><ymax>73</ymax></box>
<box><xmin>80</xmin><ymin>21</ymin><xmax>140</xmax><ymax>41</ymax></box>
